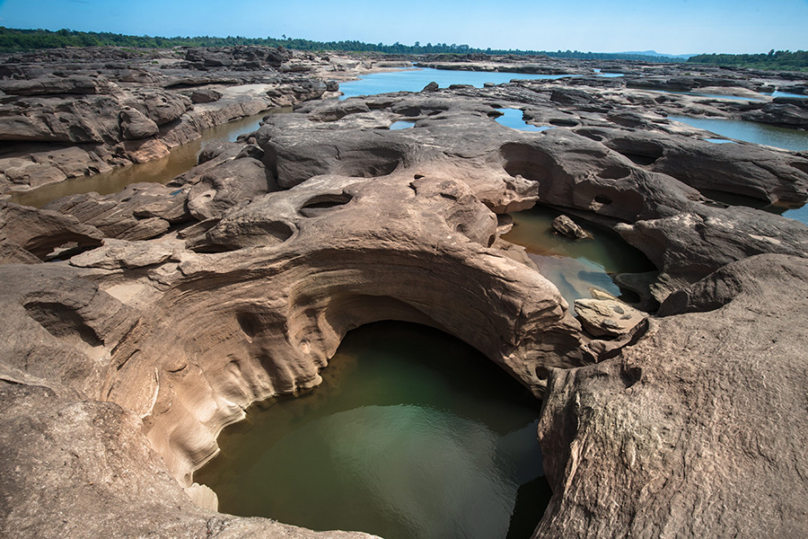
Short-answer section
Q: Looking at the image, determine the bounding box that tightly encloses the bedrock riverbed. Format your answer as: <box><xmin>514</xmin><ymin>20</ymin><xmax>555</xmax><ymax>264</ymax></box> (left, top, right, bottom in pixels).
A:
<box><xmin>1</xmin><ymin>51</ymin><xmax>808</xmax><ymax>539</ymax></box>
<box><xmin>0</xmin><ymin>45</ymin><xmax>378</xmax><ymax>197</ymax></box>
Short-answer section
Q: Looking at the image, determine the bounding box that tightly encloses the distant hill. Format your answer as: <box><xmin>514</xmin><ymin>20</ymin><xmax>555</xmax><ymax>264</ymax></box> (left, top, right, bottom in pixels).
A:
<box><xmin>619</xmin><ymin>50</ymin><xmax>697</xmax><ymax>59</ymax></box>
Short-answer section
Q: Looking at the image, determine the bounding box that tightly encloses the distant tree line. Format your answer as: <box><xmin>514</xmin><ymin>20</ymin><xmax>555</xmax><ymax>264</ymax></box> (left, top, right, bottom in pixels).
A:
<box><xmin>0</xmin><ymin>27</ymin><xmax>686</xmax><ymax>62</ymax></box>
<box><xmin>687</xmin><ymin>50</ymin><xmax>808</xmax><ymax>71</ymax></box>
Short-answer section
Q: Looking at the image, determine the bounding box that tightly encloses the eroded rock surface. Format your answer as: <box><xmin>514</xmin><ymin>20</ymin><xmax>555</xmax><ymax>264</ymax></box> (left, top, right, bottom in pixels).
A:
<box><xmin>0</xmin><ymin>166</ymin><xmax>595</xmax><ymax>538</ymax></box>
<box><xmin>0</xmin><ymin>46</ymin><xmax>347</xmax><ymax>196</ymax></box>
<box><xmin>0</xmin><ymin>201</ymin><xmax>104</xmax><ymax>262</ymax></box>
<box><xmin>0</xmin><ymin>385</ymin><xmax>377</xmax><ymax>539</ymax></box>
<box><xmin>574</xmin><ymin>297</ymin><xmax>646</xmax><ymax>337</ymax></box>
<box><xmin>537</xmin><ymin>255</ymin><xmax>808</xmax><ymax>538</ymax></box>
<box><xmin>261</xmin><ymin>92</ymin><xmax>808</xmax><ymax>301</ymax></box>
<box><xmin>1</xmin><ymin>52</ymin><xmax>808</xmax><ymax>539</ymax></box>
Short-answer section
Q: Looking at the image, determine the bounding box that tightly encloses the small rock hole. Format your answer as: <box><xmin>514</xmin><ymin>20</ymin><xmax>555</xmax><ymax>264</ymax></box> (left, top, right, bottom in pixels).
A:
<box><xmin>599</xmin><ymin>165</ymin><xmax>631</xmax><ymax>180</ymax></box>
<box><xmin>299</xmin><ymin>192</ymin><xmax>353</xmax><ymax>217</ymax></box>
<box><xmin>549</xmin><ymin>118</ymin><xmax>579</xmax><ymax>127</ymax></box>
<box><xmin>621</xmin><ymin>365</ymin><xmax>643</xmax><ymax>388</ymax></box>
<box><xmin>594</xmin><ymin>195</ymin><xmax>613</xmax><ymax>205</ymax></box>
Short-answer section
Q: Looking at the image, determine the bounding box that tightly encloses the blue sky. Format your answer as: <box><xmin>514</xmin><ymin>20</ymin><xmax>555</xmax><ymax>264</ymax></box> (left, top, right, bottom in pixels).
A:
<box><xmin>0</xmin><ymin>0</ymin><xmax>805</xmax><ymax>55</ymax></box>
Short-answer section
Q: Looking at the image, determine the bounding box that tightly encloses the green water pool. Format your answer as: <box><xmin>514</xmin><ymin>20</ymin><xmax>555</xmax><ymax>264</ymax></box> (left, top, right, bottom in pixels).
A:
<box><xmin>502</xmin><ymin>204</ymin><xmax>656</xmax><ymax>308</ymax></box>
<box><xmin>195</xmin><ymin>322</ymin><xmax>551</xmax><ymax>539</ymax></box>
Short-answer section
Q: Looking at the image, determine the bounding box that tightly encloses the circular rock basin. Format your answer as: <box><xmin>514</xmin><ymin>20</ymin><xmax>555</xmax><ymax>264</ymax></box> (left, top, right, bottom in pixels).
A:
<box><xmin>502</xmin><ymin>204</ymin><xmax>656</xmax><ymax>309</ymax></box>
<box><xmin>195</xmin><ymin>322</ymin><xmax>551</xmax><ymax>539</ymax></box>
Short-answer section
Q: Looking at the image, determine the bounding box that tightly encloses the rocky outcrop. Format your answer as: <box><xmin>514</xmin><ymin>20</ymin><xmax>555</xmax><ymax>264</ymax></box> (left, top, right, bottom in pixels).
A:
<box><xmin>574</xmin><ymin>126</ymin><xmax>808</xmax><ymax>206</ymax></box>
<box><xmin>43</xmin><ymin>183</ymin><xmax>193</xmax><ymax>241</ymax></box>
<box><xmin>552</xmin><ymin>214</ymin><xmax>590</xmax><ymax>239</ymax></box>
<box><xmin>615</xmin><ymin>205</ymin><xmax>808</xmax><ymax>299</ymax></box>
<box><xmin>536</xmin><ymin>254</ymin><xmax>808</xmax><ymax>538</ymax></box>
<box><xmin>184</xmin><ymin>156</ymin><xmax>271</xmax><ymax>220</ymax></box>
<box><xmin>478</xmin><ymin>68</ymin><xmax>808</xmax><ymax>129</ymax></box>
<box><xmin>259</xmin><ymin>94</ymin><xmax>808</xmax><ymax>299</ymax></box>
<box><xmin>181</xmin><ymin>46</ymin><xmax>294</xmax><ymax>71</ymax></box>
<box><xmin>0</xmin><ymin>170</ymin><xmax>596</xmax><ymax>538</ymax></box>
<box><xmin>0</xmin><ymin>385</ymin><xmax>378</xmax><ymax>539</ymax></box>
<box><xmin>119</xmin><ymin>107</ymin><xmax>161</xmax><ymax>139</ymax></box>
<box><xmin>623</xmin><ymin>74</ymin><xmax>763</xmax><ymax>93</ymax></box>
<box><xmin>0</xmin><ymin>201</ymin><xmax>104</xmax><ymax>263</ymax></box>
<box><xmin>742</xmin><ymin>97</ymin><xmax>808</xmax><ymax>127</ymax></box>
<box><xmin>0</xmin><ymin>74</ymin><xmax>115</xmax><ymax>95</ymax></box>
<box><xmin>574</xmin><ymin>297</ymin><xmax>646</xmax><ymax>338</ymax></box>
<box><xmin>190</xmin><ymin>89</ymin><xmax>223</xmax><ymax>104</ymax></box>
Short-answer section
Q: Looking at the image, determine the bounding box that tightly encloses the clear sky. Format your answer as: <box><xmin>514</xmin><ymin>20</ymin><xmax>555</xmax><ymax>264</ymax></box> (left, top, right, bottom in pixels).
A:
<box><xmin>0</xmin><ymin>0</ymin><xmax>805</xmax><ymax>55</ymax></box>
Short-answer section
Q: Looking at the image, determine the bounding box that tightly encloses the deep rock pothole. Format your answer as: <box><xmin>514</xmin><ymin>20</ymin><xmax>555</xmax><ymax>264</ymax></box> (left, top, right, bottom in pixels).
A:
<box><xmin>500</xmin><ymin>203</ymin><xmax>658</xmax><ymax>311</ymax></box>
<box><xmin>195</xmin><ymin>321</ymin><xmax>552</xmax><ymax>539</ymax></box>
<box><xmin>500</xmin><ymin>143</ymin><xmax>554</xmax><ymax>184</ymax></box>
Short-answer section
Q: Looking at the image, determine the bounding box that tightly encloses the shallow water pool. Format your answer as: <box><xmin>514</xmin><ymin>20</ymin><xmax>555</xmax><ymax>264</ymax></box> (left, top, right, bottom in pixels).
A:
<box><xmin>337</xmin><ymin>67</ymin><xmax>572</xmax><ymax>100</ymax></box>
<box><xmin>495</xmin><ymin>109</ymin><xmax>553</xmax><ymax>132</ymax></box>
<box><xmin>9</xmin><ymin>110</ymin><xmax>279</xmax><ymax>208</ymax></box>
<box><xmin>502</xmin><ymin>205</ymin><xmax>656</xmax><ymax>309</ymax></box>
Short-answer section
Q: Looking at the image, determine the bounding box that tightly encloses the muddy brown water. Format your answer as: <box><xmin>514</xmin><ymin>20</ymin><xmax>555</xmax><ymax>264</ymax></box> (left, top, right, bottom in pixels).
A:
<box><xmin>9</xmin><ymin>111</ymin><xmax>274</xmax><ymax>208</ymax></box>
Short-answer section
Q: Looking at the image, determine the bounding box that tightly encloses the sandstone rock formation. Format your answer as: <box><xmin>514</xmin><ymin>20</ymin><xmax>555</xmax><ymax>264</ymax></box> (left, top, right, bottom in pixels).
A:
<box><xmin>0</xmin><ymin>46</ymin><xmax>343</xmax><ymax>197</ymax></box>
<box><xmin>0</xmin><ymin>387</ymin><xmax>377</xmax><ymax>539</ymax></box>
<box><xmin>267</xmin><ymin>92</ymin><xmax>808</xmax><ymax>301</ymax></box>
<box><xmin>1</xmin><ymin>51</ymin><xmax>808</xmax><ymax>539</ymax></box>
<box><xmin>0</xmin><ymin>170</ymin><xmax>594</xmax><ymax>538</ymax></box>
<box><xmin>537</xmin><ymin>254</ymin><xmax>808</xmax><ymax>538</ymax></box>
<box><xmin>0</xmin><ymin>201</ymin><xmax>104</xmax><ymax>263</ymax></box>
<box><xmin>573</xmin><ymin>297</ymin><xmax>646</xmax><ymax>337</ymax></box>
